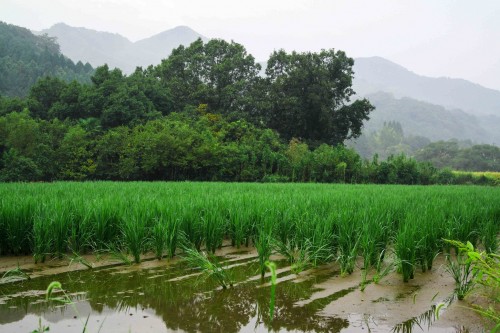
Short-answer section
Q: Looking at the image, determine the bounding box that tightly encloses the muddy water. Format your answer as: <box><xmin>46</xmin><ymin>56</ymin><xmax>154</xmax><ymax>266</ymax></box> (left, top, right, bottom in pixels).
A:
<box><xmin>0</xmin><ymin>249</ymin><xmax>489</xmax><ymax>333</ymax></box>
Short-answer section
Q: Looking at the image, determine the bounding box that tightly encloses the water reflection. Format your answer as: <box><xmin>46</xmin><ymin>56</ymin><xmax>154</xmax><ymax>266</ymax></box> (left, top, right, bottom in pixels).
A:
<box><xmin>0</xmin><ymin>256</ymin><xmax>351</xmax><ymax>332</ymax></box>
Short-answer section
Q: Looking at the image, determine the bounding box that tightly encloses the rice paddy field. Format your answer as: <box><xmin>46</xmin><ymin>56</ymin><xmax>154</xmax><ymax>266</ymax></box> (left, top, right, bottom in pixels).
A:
<box><xmin>0</xmin><ymin>182</ymin><xmax>499</xmax><ymax>332</ymax></box>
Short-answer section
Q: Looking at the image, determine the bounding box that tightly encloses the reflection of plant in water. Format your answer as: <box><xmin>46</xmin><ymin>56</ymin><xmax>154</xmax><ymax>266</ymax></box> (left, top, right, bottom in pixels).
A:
<box><xmin>265</xmin><ymin>261</ymin><xmax>277</xmax><ymax>321</ymax></box>
<box><xmin>393</xmin><ymin>295</ymin><xmax>455</xmax><ymax>333</ymax></box>
<box><xmin>32</xmin><ymin>317</ymin><xmax>50</xmax><ymax>332</ymax></box>
<box><xmin>43</xmin><ymin>281</ymin><xmax>100</xmax><ymax>333</ymax></box>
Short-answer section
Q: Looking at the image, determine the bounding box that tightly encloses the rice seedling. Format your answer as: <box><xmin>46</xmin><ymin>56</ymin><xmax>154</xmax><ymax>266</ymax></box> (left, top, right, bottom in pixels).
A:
<box><xmin>445</xmin><ymin>251</ymin><xmax>476</xmax><ymax>300</ymax></box>
<box><xmin>373</xmin><ymin>250</ymin><xmax>396</xmax><ymax>284</ymax></box>
<box><xmin>181</xmin><ymin>247</ymin><xmax>233</xmax><ymax>289</ymax></box>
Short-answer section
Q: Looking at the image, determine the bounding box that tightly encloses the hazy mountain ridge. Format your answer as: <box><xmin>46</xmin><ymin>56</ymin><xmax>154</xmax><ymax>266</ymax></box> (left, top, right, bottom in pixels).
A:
<box><xmin>39</xmin><ymin>23</ymin><xmax>208</xmax><ymax>73</ymax></box>
<box><xmin>353</xmin><ymin>56</ymin><xmax>500</xmax><ymax>117</ymax></box>
<box><xmin>361</xmin><ymin>92</ymin><xmax>500</xmax><ymax>145</ymax></box>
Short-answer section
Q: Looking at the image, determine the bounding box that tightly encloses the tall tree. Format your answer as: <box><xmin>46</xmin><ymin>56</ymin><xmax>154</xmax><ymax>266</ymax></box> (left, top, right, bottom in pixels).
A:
<box><xmin>265</xmin><ymin>49</ymin><xmax>374</xmax><ymax>146</ymax></box>
<box><xmin>154</xmin><ymin>38</ymin><xmax>261</xmax><ymax>118</ymax></box>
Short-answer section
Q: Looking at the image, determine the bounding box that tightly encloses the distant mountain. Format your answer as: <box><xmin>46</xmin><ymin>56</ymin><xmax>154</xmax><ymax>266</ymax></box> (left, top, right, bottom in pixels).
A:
<box><xmin>0</xmin><ymin>21</ymin><xmax>93</xmax><ymax>97</ymax></box>
<box><xmin>353</xmin><ymin>56</ymin><xmax>500</xmax><ymax>117</ymax></box>
<box><xmin>360</xmin><ymin>92</ymin><xmax>500</xmax><ymax>145</ymax></box>
<box><xmin>39</xmin><ymin>23</ymin><xmax>208</xmax><ymax>73</ymax></box>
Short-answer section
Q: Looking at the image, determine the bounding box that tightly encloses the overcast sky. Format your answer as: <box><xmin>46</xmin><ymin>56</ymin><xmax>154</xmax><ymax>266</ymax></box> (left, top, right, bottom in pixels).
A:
<box><xmin>2</xmin><ymin>0</ymin><xmax>499</xmax><ymax>90</ymax></box>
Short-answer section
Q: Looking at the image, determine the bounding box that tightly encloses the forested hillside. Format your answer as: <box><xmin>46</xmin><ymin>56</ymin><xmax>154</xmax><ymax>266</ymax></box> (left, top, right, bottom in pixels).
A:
<box><xmin>0</xmin><ymin>21</ymin><xmax>94</xmax><ymax>97</ymax></box>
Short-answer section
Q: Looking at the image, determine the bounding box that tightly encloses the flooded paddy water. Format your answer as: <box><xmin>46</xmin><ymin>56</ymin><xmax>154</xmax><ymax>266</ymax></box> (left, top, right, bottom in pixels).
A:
<box><xmin>0</xmin><ymin>246</ymin><xmax>490</xmax><ymax>333</ymax></box>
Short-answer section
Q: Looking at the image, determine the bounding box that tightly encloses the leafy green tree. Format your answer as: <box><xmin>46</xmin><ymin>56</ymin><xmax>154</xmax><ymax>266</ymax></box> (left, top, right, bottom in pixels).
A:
<box><xmin>57</xmin><ymin>126</ymin><xmax>96</xmax><ymax>180</ymax></box>
<box><xmin>27</xmin><ymin>77</ymin><xmax>67</xmax><ymax>119</ymax></box>
<box><xmin>155</xmin><ymin>38</ymin><xmax>261</xmax><ymax>118</ymax></box>
<box><xmin>265</xmin><ymin>49</ymin><xmax>374</xmax><ymax>146</ymax></box>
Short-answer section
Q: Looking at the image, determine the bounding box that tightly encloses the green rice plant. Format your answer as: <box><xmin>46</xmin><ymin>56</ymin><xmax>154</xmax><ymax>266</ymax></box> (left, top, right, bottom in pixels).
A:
<box><xmin>395</xmin><ymin>221</ymin><xmax>418</xmax><ymax>282</ymax></box>
<box><xmin>228</xmin><ymin>206</ymin><xmax>254</xmax><ymax>248</ymax></box>
<box><xmin>415</xmin><ymin>208</ymin><xmax>443</xmax><ymax>272</ymax></box>
<box><xmin>67</xmin><ymin>202</ymin><xmax>94</xmax><ymax>254</ymax></box>
<box><xmin>151</xmin><ymin>217</ymin><xmax>168</xmax><ymax>260</ymax></box>
<box><xmin>255</xmin><ymin>229</ymin><xmax>273</xmax><ymax>279</ymax></box>
<box><xmin>121</xmin><ymin>214</ymin><xmax>148</xmax><ymax>264</ymax></box>
<box><xmin>444</xmin><ymin>240</ymin><xmax>500</xmax><ymax>330</ymax></box>
<box><xmin>265</xmin><ymin>261</ymin><xmax>277</xmax><ymax>321</ymax></box>
<box><xmin>181</xmin><ymin>246</ymin><xmax>233</xmax><ymax>289</ymax></box>
<box><xmin>481</xmin><ymin>219</ymin><xmax>499</xmax><ymax>254</ymax></box>
<box><xmin>49</xmin><ymin>202</ymin><xmax>73</xmax><ymax>258</ymax></box>
<box><xmin>165</xmin><ymin>215</ymin><xmax>181</xmax><ymax>258</ymax></box>
<box><xmin>1</xmin><ymin>198</ymin><xmax>35</xmax><ymax>255</ymax></box>
<box><xmin>373</xmin><ymin>250</ymin><xmax>395</xmax><ymax>284</ymax></box>
<box><xmin>335</xmin><ymin>212</ymin><xmax>360</xmax><ymax>276</ymax></box>
<box><xmin>32</xmin><ymin>213</ymin><xmax>52</xmax><ymax>263</ymax></box>
<box><xmin>359</xmin><ymin>211</ymin><xmax>390</xmax><ymax>289</ymax></box>
<box><xmin>272</xmin><ymin>237</ymin><xmax>298</xmax><ymax>265</ymax></box>
<box><xmin>445</xmin><ymin>252</ymin><xmax>476</xmax><ymax>300</ymax></box>
<box><xmin>89</xmin><ymin>201</ymin><xmax>121</xmax><ymax>249</ymax></box>
<box><xmin>66</xmin><ymin>249</ymin><xmax>93</xmax><ymax>269</ymax></box>
<box><xmin>200</xmin><ymin>206</ymin><xmax>226</xmax><ymax>253</ymax></box>
<box><xmin>106</xmin><ymin>243</ymin><xmax>132</xmax><ymax>265</ymax></box>
<box><xmin>179</xmin><ymin>205</ymin><xmax>203</xmax><ymax>251</ymax></box>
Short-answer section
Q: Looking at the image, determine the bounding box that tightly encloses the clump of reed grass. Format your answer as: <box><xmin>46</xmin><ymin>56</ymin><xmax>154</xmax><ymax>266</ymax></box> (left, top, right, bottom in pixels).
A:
<box><xmin>181</xmin><ymin>247</ymin><xmax>233</xmax><ymax>289</ymax></box>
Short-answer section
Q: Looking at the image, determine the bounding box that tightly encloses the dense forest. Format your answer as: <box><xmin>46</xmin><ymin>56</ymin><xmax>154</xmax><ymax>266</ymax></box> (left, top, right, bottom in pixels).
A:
<box><xmin>0</xmin><ymin>21</ymin><xmax>94</xmax><ymax>97</ymax></box>
<box><xmin>0</xmin><ymin>25</ymin><xmax>498</xmax><ymax>184</ymax></box>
